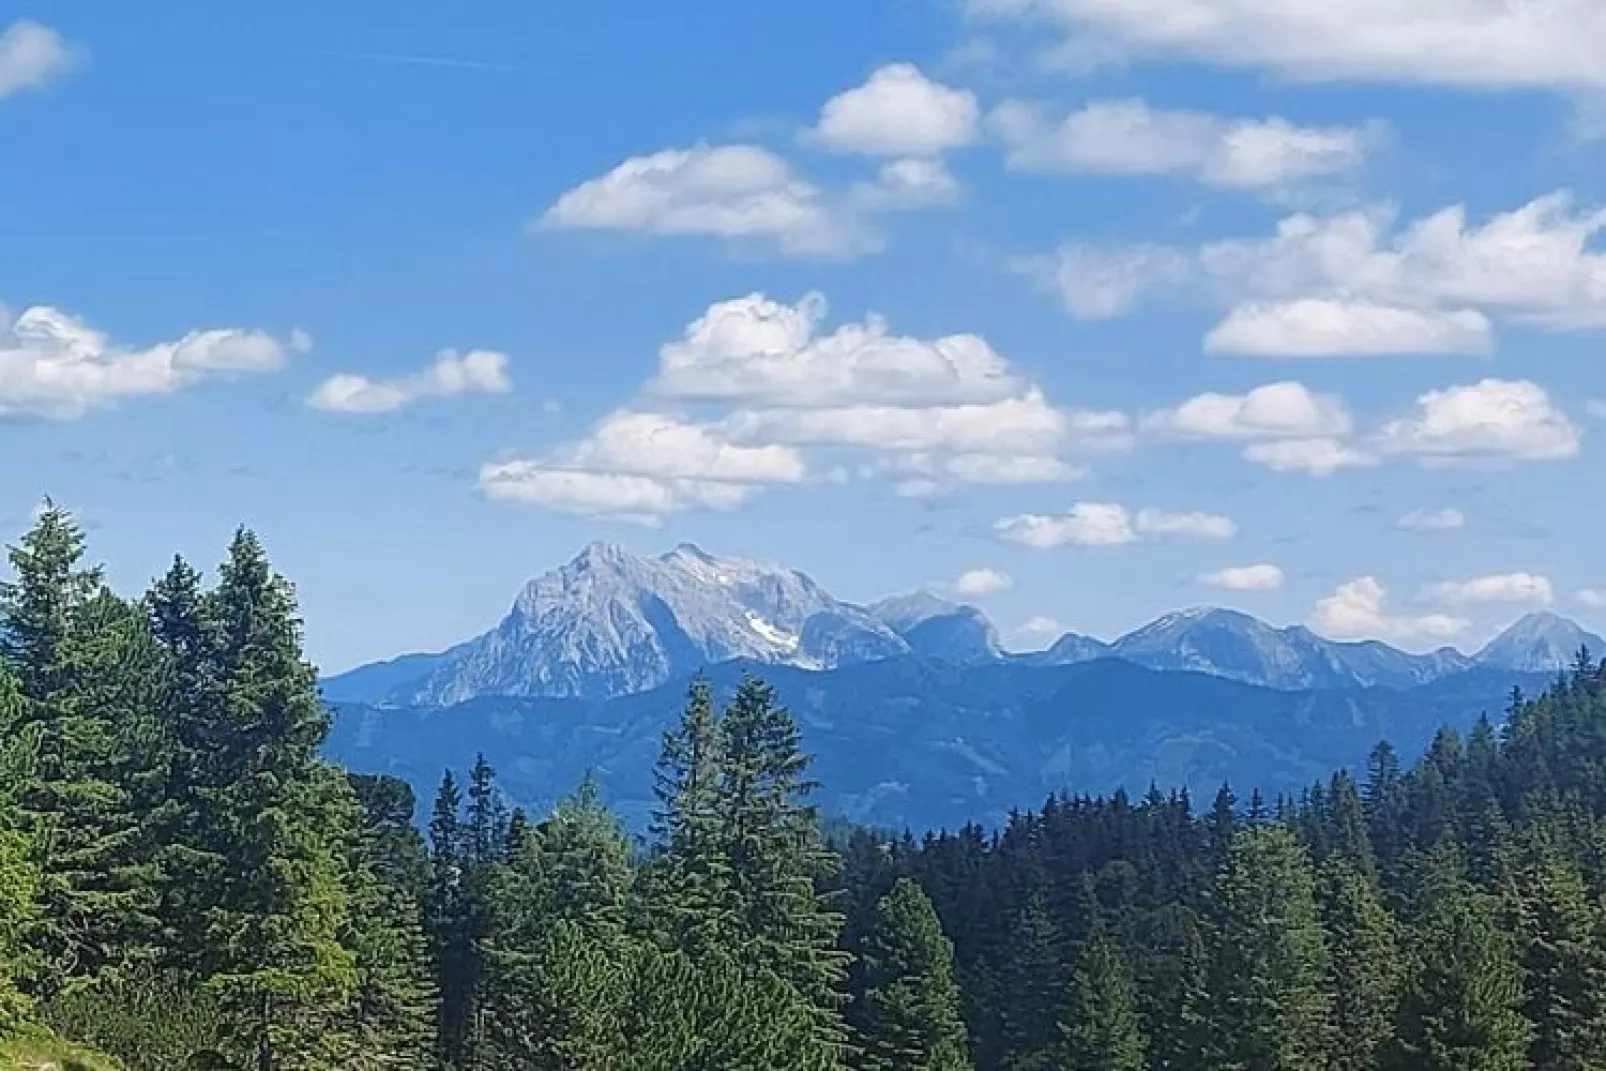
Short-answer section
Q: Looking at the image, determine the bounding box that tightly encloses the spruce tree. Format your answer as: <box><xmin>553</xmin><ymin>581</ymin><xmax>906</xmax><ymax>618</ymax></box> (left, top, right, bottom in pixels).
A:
<box><xmin>1061</xmin><ymin>925</ymin><xmax>1144</xmax><ymax>1071</ymax></box>
<box><xmin>1208</xmin><ymin>825</ymin><xmax>1336</xmax><ymax>1070</ymax></box>
<box><xmin>997</xmin><ymin>894</ymin><xmax>1065</xmax><ymax>1071</ymax></box>
<box><xmin>1392</xmin><ymin>880</ymin><xmax>1532</xmax><ymax>1071</ymax></box>
<box><xmin>0</xmin><ymin>507</ymin><xmax>163</xmax><ymax>989</ymax></box>
<box><xmin>201</xmin><ymin>530</ymin><xmax>357</xmax><ymax>1069</ymax></box>
<box><xmin>1320</xmin><ymin>857</ymin><xmax>1400</xmax><ymax>1071</ymax></box>
<box><xmin>857</xmin><ymin>877</ymin><xmax>971</xmax><ymax>1071</ymax></box>
<box><xmin>715</xmin><ymin>675</ymin><xmax>851</xmax><ymax>1066</ymax></box>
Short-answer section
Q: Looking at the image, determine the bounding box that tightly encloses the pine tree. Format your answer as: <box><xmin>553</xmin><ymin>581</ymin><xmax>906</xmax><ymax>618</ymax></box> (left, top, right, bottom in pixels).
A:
<box><xmin>1392</xmin><ymin>880</ymin><xmax>1532</xmax><ymax>1071</ymax></box>
<box><xmin>1497</xmin><ymin>830</ymin><xmax>1606</xmax><ymax>1069</ymax></box>
<box><xmin>715</xmin><ymin>675</ymin><xmax>852</xmax><ymax>1066</ymax></box>
<box><xmin>200</xmin><ymin>530</ymin><xmax>357</xmax><ymax>1069</ymax></box>
<box><xmin>0</xmin><ymin>671</ymin><xmax>38</xmax><ymax>1034</ymax></box>
<box><xmin>1061</xmin><ymin>925</ymin><xmax>1144</xmax><ymax>1071</ymax></box>
<box><xmin>340</xmin><ymin>775</ymin><xmax>436</xmax><ymax>1069</ymax></box>
<box><xmin>1208</xmin><ymin>825</ymin><xmax>1336</xmax><ymax>1070</ymax></box>
<box><xmin>427</xmin><ymin>770</ymin><xmax>476</xmax><ymax>1068</ymax></box>
<box><xmin>480</xmin><ymin>776</ymin><xmax>636</xmax><ymax>1068</ymax></box>
<box><xmin>0</xmin><ymin>507</ymin><xmax>163</xmax><ymax>989</ymax></box>
<box><xmin>997</xmin><ymin>894</ymin><xmax>1065</xmax><ymax>1071</ymax></box>
<box><xmin>857</xmin><ymin>877</ymin><xmax>971</xmax><ymax>1071</ymax></box>
<box><xmin>1320</xmin><ymin>857</ymin><xmax>1400</xmax><ymax>1071</ymax></box>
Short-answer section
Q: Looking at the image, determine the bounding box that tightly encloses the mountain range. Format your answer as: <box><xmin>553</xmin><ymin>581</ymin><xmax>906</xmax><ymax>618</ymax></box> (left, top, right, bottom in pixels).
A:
<box><xmin>324</xmin><ymin>543</ymin><xmax>1603</xmax><ymax>830</ymax></box>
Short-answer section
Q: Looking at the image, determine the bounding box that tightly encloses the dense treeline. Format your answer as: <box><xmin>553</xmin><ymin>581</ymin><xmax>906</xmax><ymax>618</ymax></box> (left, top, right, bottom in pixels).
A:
<box><xmin>4</xmin><ymin>505</ymin><xmax>1606</xmax><ymax>1069</ymax></box>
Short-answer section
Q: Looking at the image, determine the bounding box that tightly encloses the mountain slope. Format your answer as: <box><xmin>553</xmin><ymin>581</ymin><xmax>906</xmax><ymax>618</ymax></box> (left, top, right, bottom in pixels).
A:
<box><xmin>381</xmin><ymin>542</ymin><xmax>909</xmax><ymax>704</ymax></box>
<box><xmin>870</xmin><ymin>592</ymin><xmax>1003</xmax><ymax>664</ymax></box>
<box><xmin>328</xmin><ymin>655</ymin><xmax>1547</xmax><ymax>833</ymax></box>
<box><xmin>1475</xmin><ymin>612</ymin><xmax>1605</xmax><ymax>673</ymax></box>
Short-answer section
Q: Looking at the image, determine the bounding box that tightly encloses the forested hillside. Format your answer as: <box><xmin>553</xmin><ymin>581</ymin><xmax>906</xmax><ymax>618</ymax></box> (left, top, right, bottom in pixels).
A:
<box><xmin>4</xmin><ymin>504</ymin><xmax>1606</xmax><ymax>1069</ymax></box>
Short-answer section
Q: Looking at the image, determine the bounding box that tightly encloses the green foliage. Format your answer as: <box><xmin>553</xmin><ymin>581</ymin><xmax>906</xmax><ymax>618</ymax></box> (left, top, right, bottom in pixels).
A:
<box><xmin>857</xmin><ymin>878</ymin><xmax>971</xmax><ymax>1071</ymax></box>
<box><xmin>39</xmin><ymin>969</ymin><xmax>223</xmax><ymax>1071</ymax></box>
<box><xmin>1206</xmin><ymin>826</ymin><xmax>1336</xmax><ymax>1070</ymax></box>
<box><xmin>1061</xmin><ymin>926</ymin><xmax>1144</xmax><ymax>1071</ymax></box>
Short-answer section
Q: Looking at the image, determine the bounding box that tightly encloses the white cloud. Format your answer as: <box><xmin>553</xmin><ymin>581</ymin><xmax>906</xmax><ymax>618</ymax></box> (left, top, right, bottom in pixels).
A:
<box><xmin>1200</xmin><ymin>195</ymin><xmax>1606</xmax><ymax>331</ymax></box>
<box><xmin>0</xmin><ymin>305</ymin><xmax>297</xmax><ymax>420</ymax></box>
<box><xmin>1241</xmin><ymin>437</ymin><xmax>1377</xmax><ymax>476</ymax></box>
<box><xmin>1198</xmin><ymin>563</ymin><xmax>1285</xmax><ymax>591</ymax></box>
<box><xmin>1426</xmin><ymin>572</ymin><xmax>1555</xmax><ymax>606</ymax></box>
<box><xmin>650</xmin><ymin>292</ymin><xmax>1021</xmax><ymax>408</ymax></box>
<box><xmin>968</xmin><ymin>0</ymin><xmax>1606</xmax><ymax>92</ymax></box>
<box><xmin>1374</xmin><ymin>379</ymin><xmax>1582</xmax><ymax>464</ymax></box>
<box><xmin>850</xmin><ymin>158</ymin><xmax>963</xmax><ymax>210</ymax></box>
<box><xmin>477</xmin><ymin>410</ymin><xmax>804</xmax><ymax>523</ymax></box>
<box><xmin>0</xmin><ymin>20</ymin><xmax>74</xmax><ymax>98</ymax></box>
<box><xmin>1027</xmin><ymin>193</ymin><xmax>1606</xmax><ymax>343</ymax></box>
<box><xmin>1013</xmin><ymin>243</ymin><xmax>1191</xmax><ymax>319</ymax></box>
<box><xmin>1578</xmin><ymin>589</ymin><xmax>1606</xmax><ymax>610</ymax></box>
<box><xmin>945</xmin><ymin>453</ymin><xmax>1083</xmax><ymax>484</ymax></box>
<box><xmin>992</xmin><ymin>98</ymin><xmax>1375</xmax><ymax>190</ymax></box>
<box><xmin>308</xmin><ymin>349</ymin><xmax>511</xmax><ymax>414</ymax></box>
<box><xmin>953</xmin><ymin>568</ymin><xmax>1015</xmax><ymax>597</ymax></box>
<box><xmin>539</xmin><ymin>144</ymin><xmax>874</xmax><ymax>259</ymax></box>
<box><xmin>996</xmin><ymin>502</ymin><xmax>1234</xmax><ymax>548</ymax></box>
<box><xmin>1204</xmin><ymin>300</ymin><xmax>1493</xmax><ymax>357</ymax></box>
<box><xmin>1144</xmin><ymin>381</ymin><xmax>1352</xmax><ymax>440</ymax></box>
<box><xmin>1135</xmin><ymin>508</ymin><xmax>1237</xmax><ymax>540</ymax></box>
<box><xmin>1310</xmin><ymin>576</ymin><xmax>1469</xmax><ymax>643</ymax></box>
<box><xmin>1145</xmin><ymin>382</ymin><xmax>1374</xmax><ymax>477</ymax></box>
<box><xmin>1014</xmin><ymin>615</ymin><xmax>1065</xmax><ymax>645</ymax></box>
<box><xmin>728</xmin><ymin>391</ymin><xmax>1085</xmax><ymax>457</ymax></box>
<box><xmin>809</xmin><ymin>63</ymin><xmax>979</xmax><ymax>156</ymax></box>
<box><xmin>1398</xmin><ymin>508</ymin><xmax>1466</xmax><ymax>533</ymax></box>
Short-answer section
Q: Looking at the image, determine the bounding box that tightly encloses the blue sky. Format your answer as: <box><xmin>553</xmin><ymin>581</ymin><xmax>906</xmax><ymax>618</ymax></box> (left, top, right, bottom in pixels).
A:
<box><xmin>3</xmin><ymin>0</ymin><xmax>1606</xmax><ymax>672</ymax></box>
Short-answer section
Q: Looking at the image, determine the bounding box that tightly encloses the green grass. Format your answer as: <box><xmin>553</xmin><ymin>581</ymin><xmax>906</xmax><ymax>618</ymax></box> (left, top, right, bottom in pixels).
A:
<box><xmin>0</xmin><ymin>1028</ymin><xmax>122</xmax><ymax>1071</ymax></box>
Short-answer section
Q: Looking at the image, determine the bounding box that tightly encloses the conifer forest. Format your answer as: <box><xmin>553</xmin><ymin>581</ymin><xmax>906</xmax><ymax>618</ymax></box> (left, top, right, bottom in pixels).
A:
<box><xmin>7</xmin><ymin>504</ymin><xmax>1606</xmax><ymax>1070</ymax></box>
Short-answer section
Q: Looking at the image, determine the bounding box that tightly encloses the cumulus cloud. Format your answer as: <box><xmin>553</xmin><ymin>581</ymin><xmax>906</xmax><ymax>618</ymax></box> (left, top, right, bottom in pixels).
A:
<box><xmin>1425</xmin><ymin>573</ymin><xmax>1555</xmax><ymax>606</ymax></box>
<box><xmin>1310</xmin><ymin>576</ymin><xmax>1469</xmax><ymax>643</ymax></box>
<box><xmin>1144</xmin><ymin>381</ymin><xmax>1352</xmax><ymax>441</ymax></box>
<box><xmin>850</xmin><ymin>158</ymin><xmax>963</xmax><ymax>210</ymax></box>
<box><xmin>1024</xmin><ymin>193</ymin><xmax>1606</xmax><ymax>345</ymax></box>
<box><xmin>1204</xmin><ymin>300</ymin><xmax>1493</xmax><ymax>358</ymax></box>
<box><xmin>1241</xmin><ymin>437</ymin><xmax>1377</xmax><ymax>476</ymax></box>
<box><xmin>808</xmin><ymin>63</ymin><xmax>979</xmax><ymax>156</ymax></box>
<box><xmin>1014</xmin><ymin>615</ymin><xmax>1065</xmax><ymax>645</ymax></box>
<box><xmin>477</xmin><ymin>410</ymin><xmax>805</xmax><ymax>524</ymax></box>
<box><xmin>308</xmin><ymin>349</ymin><xmax>511</xmax><ymax>414</ymax></box>
<box><xmin>1012</xmin><ymin>244</ymin><xmax>1192</xmax><ymax>319</ymax></box>
<box><xmin>0</xmin><ymin>305</ymin><xmax>298</xmax><ymax>420</ymax></box>
<box><xmin>539</xmin><ymin>144</ymin><xmax>876</xmax><ymax>259</ymax></box>
<box><xmin>952</xmin><ymin>568</ymin><xmax>1015</xmax><ymax>597</ymax></box>
<box><xmin>1399</xmin><ymin>508</ymin><xmax>1466</xmax><ymax>533</ymax></box>
<box><xmin>996</xmin><ymin>502</ymin><xmax>1234</xmax><ymax>548</ymax></box>
<box><xmin>968</xmin><ymin>0</ymin><xmax>1606</xmax><ymax>92</ymax></box>
<box><xmin>1145</xmin><ymin>382</ymin><xmax>1377</xmax><ymax>476</ymax></box>
<box><xmin>650</xmin><ymin>292</ymin><xmax>1022</xmax><ymax>409</ymax></box>
<box><xmin>0</xmin><ymin>20</ymin><xmax>75</xmax><ymax>98</ymax></box>
<box><xmin>992</xmin><ymin>98</ymin><xmax>1375</xmax><ymax>191</ymax></box>
<box><xmin>1198</xmin><ymin>563</ymin><xmax>1285</xmax><ymax>591</ymax></box>
<box><xmin>1374</xmin><ymin>379</ymin><xmax>1582</xmax><ymax>465</ymax></box>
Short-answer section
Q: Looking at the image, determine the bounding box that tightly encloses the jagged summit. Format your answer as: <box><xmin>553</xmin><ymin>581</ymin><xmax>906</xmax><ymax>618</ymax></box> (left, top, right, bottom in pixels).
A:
<box><xmin>323</xmin><ymin>544</ymin><xmax>1605</xmax><ymax>706</ymax></box>
<box><xmin>408</xmin><ymin>541</ymin><xmax>906</xmax><ymax>704</ymax></box>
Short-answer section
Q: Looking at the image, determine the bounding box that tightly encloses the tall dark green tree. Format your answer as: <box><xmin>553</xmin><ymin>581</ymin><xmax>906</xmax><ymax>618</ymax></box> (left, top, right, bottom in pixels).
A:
<box><xmin>1320</xmin><ymin>857</ymin><xmax>1400</xmax><ymax>1071</ymax></box>
<box><xmin>1061</xmin><ymin>925</ymin><xmax>1144</xmax><ymax>1071</ymax></box>
<box><xmin>857</xmin><ymin>877</ymin><xmax>971</xmax><ymax>1071</ymax></box>
<box><xmin>200</xmin><ymin>530</ymin><xmax>357</xmax><ymax>1069</ymax></box>
<box><xmin>1208</xmin><ymin>825</ymin><xmax>1336</xmax><ymax>1071</ymax></box>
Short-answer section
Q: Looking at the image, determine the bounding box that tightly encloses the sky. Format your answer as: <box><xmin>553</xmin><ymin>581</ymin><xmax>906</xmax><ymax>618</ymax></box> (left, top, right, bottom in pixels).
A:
<box><xmin>3</xmin><ymin>0</ymin><xmax>1606</xmax><ymax>673</ymax></box>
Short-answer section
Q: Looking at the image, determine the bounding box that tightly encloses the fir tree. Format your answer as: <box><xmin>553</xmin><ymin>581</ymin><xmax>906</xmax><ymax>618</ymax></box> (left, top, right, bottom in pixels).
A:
<box><xmin>857</xmin><ymin>877</ymin><xmax>971</xmax><ymax>1071</ymax></box>
<box><xmin>1061</xmin><ymin>925</ymin><xmax>1144</xmax><ymax>1071</ymax></box>
<box><xmin>1320</xmin><ymin>857</ymin><xmax>1400</xmax><ymax>1071</ymax></box>
<box><xmin>1208</xmin><ymin>825</ymin><xmax>1336</xmax><ymax>1070</ymax></box>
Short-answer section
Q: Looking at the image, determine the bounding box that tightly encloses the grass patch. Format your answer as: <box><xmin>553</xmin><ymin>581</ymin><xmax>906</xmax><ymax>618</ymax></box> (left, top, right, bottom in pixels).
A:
<box><xmin>0</xmin><ymin>1028</ymin><xmax>122</xmax><ymax>1071</ymax></box>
